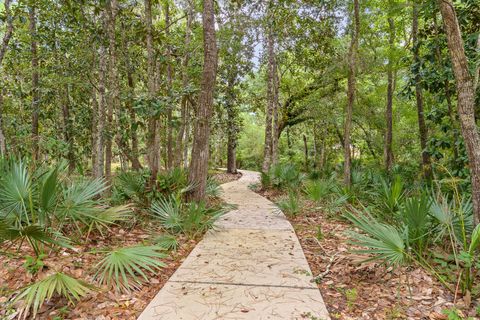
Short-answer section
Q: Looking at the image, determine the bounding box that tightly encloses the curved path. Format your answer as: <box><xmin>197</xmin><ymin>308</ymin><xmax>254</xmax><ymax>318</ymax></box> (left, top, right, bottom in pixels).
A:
<box><xmin>138</xmin><ymin>170</ymin><xmax>330</xmax><ymax>320</ymax></box>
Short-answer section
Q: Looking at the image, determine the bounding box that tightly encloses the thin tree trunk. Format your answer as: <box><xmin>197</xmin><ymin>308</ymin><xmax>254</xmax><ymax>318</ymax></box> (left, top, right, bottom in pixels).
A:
<box><xmin>94</xmin><ymin>44</ymin><xmax>107</xmax><ymax>179</ymax></box>
<box><xmin>165</xmin><ymin>2</ymin><xmax>174</xmax><ymax>170</ymax></box>
<box><xmin>0</xmin><ymin>0</ymin><xmax>14</xmax><ymax>65</ymax></box>
<box><xmin>61</xmin><ymin>84</ymin><xmax>75</xmax><ymax>172</ymax></box>
<box><xmin>145</xmin><ymin>0</ymin><xmax>160</xmax><ymax>185</ymax></box>
<box><xmin>474</xmin><ymin>34</ymin><xmax>480</xmax><ymax>91</ymax></box>
<box><xmin>303</xmin><ymin>134</ymin><xmax>308</xmax><ymax>171</ymax></box>
<box><xmin>384</xmin><ymin>17</ymin><xmax>395</xmax><ymax>171</ymax></box>
<box><xmin>29</xmin><ymin>5</ymin><xmax>40</xmax><ymax>163</ymax></box>
<box><xmin>175</xmin><ymin>1</ymin><xmax>193</xmax><ymax>167</ymax></box>
<box><xmin>187</xmin><ymin>0</ymin><xmax>218</xmax><ymax>201</ymax></box>
<box><xmin>343</xmin><ymin>0</ymin><xmax>360</xmax><ymax>187</ymax></box>
<box><xmin>226</xmin><ymin>77</ymin><xmax>238</xmax><ymax>174</ymax></box>
<box><xmin>262</xmin><ymin>6</ymin><xmax>275</xmax><ymax>172</ymax></box>
<box><xmin>105</xmin><ymin>0</ymin><xmax>118</xmax><ymax>184</ymax></box>
<box><xmin>271</xmin><ymin>54</ymin><xmax>280</xmax><ymax>165</ymax></box>
<box><xmin>412</xmin><ymin>2</ymin><xmax>431</xmax><ymax>179</ymax></box>
<box><xmin>0</xmin><ymin>90</ymin><xmax>6</xmax><ymax>156</ymax></box>
<box><xmin>439</xmin><ymin>0</ymin><xmax>480</xmax><ymax>225</ymax></box>
<box><xmin>126</xmin><ymin>68</ymin><xmax>142</xmax><ymax>170</ymax></box>
<box><xmin>0</xmin><ymin>0</ymin><xmax>13</xmax><ymax>156</ymax></box>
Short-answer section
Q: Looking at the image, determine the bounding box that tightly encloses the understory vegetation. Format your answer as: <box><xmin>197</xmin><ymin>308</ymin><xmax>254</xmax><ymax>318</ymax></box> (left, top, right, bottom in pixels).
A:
<box><xmin>0</xmin><ymin>159</ymin><xmax>225</xmax><ymax>319</ymax></box>
<box><xmin>260</xmin><ymin>162</ymin><xmax>480</xmax><ymax>317</ymax></box>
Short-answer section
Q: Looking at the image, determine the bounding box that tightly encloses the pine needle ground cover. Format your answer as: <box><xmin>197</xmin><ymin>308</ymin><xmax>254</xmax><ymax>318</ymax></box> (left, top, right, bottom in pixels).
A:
<box><xmin>0</xmin><ymin>224</ymin><xmax>197</xmax><ymax>319</ymax></box>
<box><xmin>257</xmin><ymin>188</ymin><xmax>478</xmax><ymax>319</ymax></box>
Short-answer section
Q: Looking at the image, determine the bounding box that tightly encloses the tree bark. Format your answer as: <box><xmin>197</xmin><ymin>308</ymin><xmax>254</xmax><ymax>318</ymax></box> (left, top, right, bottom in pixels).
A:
<box><xmin>412</xmin><ymin>2</ymin><xmax>431</xmax><ymax>179</ymax></box>
<box><xmin>226</xmin><ymin>77</ymin><xmax>238</xmax><ymax>174</ymax></box>
<box><xmin>303</xmin><ymin>134</ymin><xmax>308</xmax><ymax>171</ymax></box>
<box><xmin>262</xmin><ymin>5</ymin><xmax>275</xmax><ymax>172</ymax></box>
<box><xmin>175</xmin><ymin>0</ymin><xmax>194</xmax><ymax>168</ymax></box>
<box><xmin>29</xmin><ymin>5</ymin><xmax>40</xmax><ymax>163</ymax></box>
<box><xmin>0</xmin><ymin>0</ymin><xmax>14</xmax><ymax>65</ymax></box>
<box><xmin>61</xmin><ymin>84</ymin><xmax>75</xmax><ymax>172</ymax></box>
<box><xmin>104</xmin><ymin>0</ymin><xmax>118</xmax><ymax>184</ymax></box>
<box><xmin>94</xmin><ymin>44</ymin><xmax>107</xmax><ymax>179</ymax></box>
<box><xmin>0</xmin><ymin>0</ymin><xmax>14</xmax><ymax>156</ymax></box>
<box><xmin>165</xmin><ymin>2</ymin><xmax>174</xmax><ymax>170</ymax></box>
<box><xmin>384</xmin><ymin>17</ymin><xmax>395</xmax><ymax>172</ymax></box>
<box><xmin>187</xmin><ymin>0</ymin><xmax>218</xmax><ymax>201</ymax></box>
<box><xmin>145</xmin><ymin>0</ymin><xmax>160</xmax><ymax>185</ymax></box>
<box><xmin>0</xmin><ymin>89</ymin><xmax>6</xmax><ymax>156</ymax></box>
<box><xmin>439</xmin><ymin>0</ymin><xmax>480</xmax><ymax>225</ymax></box>
<box><xmin>343</xmin><ymin>0</ymin><xmax>360</xmax><ymax>187</ymax></box>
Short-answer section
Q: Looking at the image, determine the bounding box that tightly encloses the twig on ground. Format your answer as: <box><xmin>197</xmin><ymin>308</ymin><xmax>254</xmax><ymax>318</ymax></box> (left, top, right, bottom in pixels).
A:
<box><xmin>311</xmin><ymin>253</ymin><xmax>337</xmax><ymax>283</ymax></box>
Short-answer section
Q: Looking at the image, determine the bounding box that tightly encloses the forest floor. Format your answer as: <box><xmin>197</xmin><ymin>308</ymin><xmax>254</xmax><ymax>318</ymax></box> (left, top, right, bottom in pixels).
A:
<box><xmin>257</xmin><ymin>188</ymin><xmax>478</xmax><ymax>320</ymax></box>
<box><xmin>0</xmin><ymin>171</ymin><xmax>241</xmax><ymax>320</ymax></box>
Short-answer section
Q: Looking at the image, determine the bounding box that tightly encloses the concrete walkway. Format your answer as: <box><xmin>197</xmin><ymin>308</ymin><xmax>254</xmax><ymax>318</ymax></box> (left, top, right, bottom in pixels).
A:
<box><xmin>138</xmin><ymin>170</ymin><xmax>330</xmax><ymax>320</ymax></box>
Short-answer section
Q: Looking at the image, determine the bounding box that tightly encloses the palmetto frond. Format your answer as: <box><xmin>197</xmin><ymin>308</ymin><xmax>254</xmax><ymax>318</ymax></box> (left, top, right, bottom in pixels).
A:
<box><xmin>344</xmin><ymin>208</ymin><xmax>408</xmax><ymax>266</ymax></box>
<box><xmin>94</xmin><ymin>245</ymin><xmax>166</xmax><ymax>292</ymax></box>
<box><xmin>15</xmin><ymin>272</ymin><xmax>93</xmax><ymax>319</ymax></box>
<box><xmin>151</xmin><ymin>195</ymin><xmax>182</xmax><ymax>232</ymax></box>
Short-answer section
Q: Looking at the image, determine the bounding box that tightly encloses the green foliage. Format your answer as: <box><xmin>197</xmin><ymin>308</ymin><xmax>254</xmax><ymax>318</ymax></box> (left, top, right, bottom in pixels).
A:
<box><xmin>400</xmin><ymin>194</ymin><xmax>431</xmax><ymax>255</ymax></box>
<box><xmin>0</xmin><ymin>160</ymin><xmax>130</xmax><ymax>255</ymax></box>
<box><xmin>112</xmin><ymin>170</ymin><xmax>148</xmax><ymax>206</ymax></box>
<box><xmin>94</xmin><ymin>245</ymin><xmax>166</xmax><ymax>292</ymax></box>
<box><xmin>269</xmin><ymin>163</ymin><xmax>304</xmax><ymax>191</ymax></box>
<box><xmin>206</xmin><ymin>177</ymin><xmax>222</xmax><ymax>197</ymax></box>
<box><xmin>23</xmin><ymin>254</ymin><xmax>47</xmax><ymax>275</ymax></box>
<box><xmin>377</xmin><ymin>175</ymin><xmax>405</xmax><ymax>218</ymax></box>
<box><xmin>303</xmin><ymin>179</ymin><xmax>334</xmax><ymax>202</ymax></box>
<box><xmin>15</xmin><ymin>272</ymin><xmax>93</xmax><ymax>319</ymax></box>
<box><xmin>276</xmin><ymin>191</ymin><xmax>300</xmax><ymax>216</ymax></box>
<box><xmin>154</xmin><ymin>234</ymin><xmax>179</xmax><ymax>251</ymax></box>
<box><xmin>151</xmin><ymin>196</ymin><xmax>225</xmax><ymax>238</ymax></box>
<box><xmin>344</xmin><ymin>208</ymin><xmax>408</xmax><ymax>267</ymax></box>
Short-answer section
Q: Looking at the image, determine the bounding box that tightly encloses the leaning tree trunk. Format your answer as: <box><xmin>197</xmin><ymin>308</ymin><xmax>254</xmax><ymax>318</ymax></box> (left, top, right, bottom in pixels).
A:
<box><xmin>187</xmin><ymin>0</ymin><xmax>218</xmax><ymax>201</ymax></box>
<box><xmin>343</xmin><ymin>0</ymin><xmax>360</xmax><ymax>187</ymax></box>
<box><xmin>384</xmin><ymin>17</ymin><xmax>395</xmax><ymax>172</ymax></box>
<box><xmin>412</xmin><ymin>2</ymin><xmax>431</xmax><ymax>179</ymax></box>
<box><xmin>439</xmin><ymin>0</ymin><xmax>480</xmax><ymax>225</ymax></box>
<box><xmin>29</xmin><ymin>5</ymin><xmax>40</xmax><ymax>163</ymax></box>
<box><xmin>262</xmin><ymin>11</ymin><xmax>275</xmax><ymax>173</ymax></box>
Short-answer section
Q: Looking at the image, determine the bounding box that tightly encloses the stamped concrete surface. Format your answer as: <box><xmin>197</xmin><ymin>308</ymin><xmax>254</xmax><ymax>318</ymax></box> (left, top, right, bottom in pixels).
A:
<box><xmin>138</xmin><ymin>170</ymin><xmax>330</xmax><ymax>320</ymax></box>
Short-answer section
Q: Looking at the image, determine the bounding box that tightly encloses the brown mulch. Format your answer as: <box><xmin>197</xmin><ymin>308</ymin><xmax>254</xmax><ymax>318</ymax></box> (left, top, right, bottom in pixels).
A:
<box><xmin>258</xmin><ymin>189</ymin><xmax>479</xmax><ymax>320</ymax></box>
<box><xmin>0</xmin><ymin>222</ymin><xmax>198</xmax><ymax>320</ymax></box>
<box><xmin>211</xmin><ymin>170</ymin><xmax>242</xmax><ymax>184</ymax></box>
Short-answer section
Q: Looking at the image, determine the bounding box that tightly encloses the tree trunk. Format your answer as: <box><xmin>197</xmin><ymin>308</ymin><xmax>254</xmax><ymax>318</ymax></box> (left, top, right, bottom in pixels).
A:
<box><xmin>187</xmin><ymin>0</ymin><xmax>218</xmax><ymax>201</ymax></box>
<box><xmin>61</xmin><ymin>84</ymin><xmax>75</xmax><ymax>172</ymax></box>
<box><xmin>343</xmin><ymin>0</ymin><xmax>360</xmax><ymax>187</ymax></box>
<box><xmin>94</xmin><ymin>44</ymin><xmax>107</xmax><ymax>179</ymax></box>
<box><xmin>0</xmin><ymin>0</ymin><xmax>14</xmax><ymax>65</ymax></box>
<box><xmin>384</xmin><ymin>17</ymin><xmax>395</xmax><ymax>172</ymax></box>
<box><xmin>439</xmin><ymin>0</ymin><xmax>480</xmax><ymax>225</ymax></box>
<box><xmin>0</xmin><ymin>89</ymin><xmax>6</xmax><ymax>156</ymax></box>
<box><xmin>126</xmin><ymin>67</ymin><xmax>142</xmax><ymax>170</ymax></box>
<box><xmin>145</xmin><ymin>0</ymin><xmax>160</xmax><ymax>185</ymax></box>
<box><xmin>271</xmin><ymin>51</ymin><xmax>280</xmax><ymax>165</ymax></box>
<box><xmin>175</xmin><ymin>0</ymin><xmax>193</xmax><ymax>167</ymax></box>
<box><xmin>412</xmin><ymin>2</ymin><xmax>431</xmax><ymax>179</ymax></box>
<box><xmin>262</xmin><ymin>7</ymin><xmax>275</xmax><ymax>173</ymax></box>
<box><xmin>303</xmin><ymin>134</ymin><xmax>308</xmax><ymax>171</ymax></box>
<box><xmin>29</xmin><ymin>5</ymin><xmax>40</xmax><ymax>163</ymax></box>
<box><xmin>0</xmin><ymin>0</ymin><xmax>13</xmax><ymax>156</ymax></box>
<box><xmin>226</xmin><ymin>77</ymin><xmax>238</xmax><ymax>174</ymax></box>
<box><xmin>165</xmin><ymin>2</ymin><xmax>174</xmax><ymax>170</ymax></box>
<box><xmin>104</xmin><ymin>0</ymin><xmax>118</xmax><ymax>184</ymax></box>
